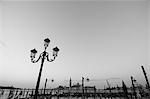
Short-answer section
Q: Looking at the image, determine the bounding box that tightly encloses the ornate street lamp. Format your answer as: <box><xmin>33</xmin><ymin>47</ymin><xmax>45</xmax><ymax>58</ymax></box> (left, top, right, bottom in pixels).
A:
<box><xmin>30</xmin><ymin>38</ymin><xmax>59</xmax><ymax>99</ymax></box>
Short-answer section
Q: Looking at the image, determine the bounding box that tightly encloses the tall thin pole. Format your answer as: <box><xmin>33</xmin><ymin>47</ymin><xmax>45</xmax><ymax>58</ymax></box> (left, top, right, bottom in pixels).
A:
<box><xmin>94</xmin><ymin>86</ymin><xmax>96</xmax><ymax>99</ymax></box>
<box><xmin>69</xmin><ymin>78</ymin><xmax>72</xmax><ymax>88</ymax></box>
<box><xmin>131</xmin><ymin>76</ymin><xmax>137</xmax><ymax>99</ymax></box>
<box><xmin>141</xmin><ymin>66</ymin><xmax>150</xmax><ymax>91</ymax></box>
<box><xmin>82</xmin><ymin>77</ymin><xmax>84</xmax><ymax>99</ymax></box>
<box><xmin>44</xmin><ymin>78</ymin><xmax>48</xmax><ymax>95</ymax></box>
<box><xmin>68</xmin><ymin>78</ymin><xmax>71</xmax><ymax>98</ymax></box>
<box><xmin>34</xmin><ymin>52</ymin><xmax>45</xmax><ymax>99</ymax></box>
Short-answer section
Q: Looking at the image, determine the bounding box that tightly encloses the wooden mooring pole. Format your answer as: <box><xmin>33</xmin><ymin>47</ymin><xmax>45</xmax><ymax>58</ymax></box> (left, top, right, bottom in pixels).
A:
<box><xmin>131</xmin><ymin>76</ymin><xmax>137</xmax><ymax>99</ymax></box>
<box><xmin>141</xmin><ymin>66</ymin><xmax>150</xmax><ymax>92</ymax></box>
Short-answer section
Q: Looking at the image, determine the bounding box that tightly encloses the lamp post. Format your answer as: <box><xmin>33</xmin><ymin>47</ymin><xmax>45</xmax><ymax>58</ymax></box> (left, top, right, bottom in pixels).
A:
<box><xmin>30</xmin><ymin>38</ymin><xmax>59</xmax><ymax>99</ymax></box>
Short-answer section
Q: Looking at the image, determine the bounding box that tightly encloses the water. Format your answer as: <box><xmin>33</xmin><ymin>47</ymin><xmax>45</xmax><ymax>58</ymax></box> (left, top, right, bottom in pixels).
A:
<box><xmin>50</xmin><ymin>97</ymin><xmax>124</xmax><ymax>99</ymax></box>
<box><xmin>26</xmin><ymin>97</ymin><xmax>127</xmax><ymax>99</ymax></box>
<box><xmin>0</xmin><ymin>89</ymin><xmax>148</xmax><ymax>99</ymax></box>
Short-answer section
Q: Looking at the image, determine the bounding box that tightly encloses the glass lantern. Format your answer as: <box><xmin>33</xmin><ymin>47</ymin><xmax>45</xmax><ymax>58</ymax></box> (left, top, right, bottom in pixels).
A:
<box><xmin>44</xmin><ymin>38</ymin><xmax>50</xmax><ymax>48</ymax></box>
<box><xmin>53</xmin><ymin>46</ymin><xmax>59</xmax><ymax>57</ymax></box>
<box><xmin>86</xmin><ymin>78</ymin><xmax>90</xmax><ymax>82</ymax></box>
<box><xmin>30</xmin><ymin>48</ymin><xmax>37</xmax><ymax>59</ymax></box>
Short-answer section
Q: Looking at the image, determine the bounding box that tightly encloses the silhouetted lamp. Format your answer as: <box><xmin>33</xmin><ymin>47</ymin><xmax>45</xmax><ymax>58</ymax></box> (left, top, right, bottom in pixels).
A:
<box><xmin>51</xmin><ymin>79</ymin><xmax>54</xmax><ymax>82</ymax></box>
<box><xmin>86</xmin><ymin>78</ymin><xmax>90</xmax><ymax>82</ymax></box>
<box><xmin>44</xmin><ymin>38</ymin><xmax>50</xmax><ymax>49</ymax></box>
<box><xmin>30</xmin><ymin>48</ymin><xmax>37</xmax><ymax>59</ymax></box>
<box><xmin>53</xmin><ymin>46</ymin><xmax>59</xmax><ymax>57</ymax></box>
<box><xmin>133</xmin><ymin>79</ymin><xmax>137</xmax><ymax>82</ymax></box>
<box><xmin>30</xmin><ymin>38</ymin><xmax>59</xmax><ymax>99</ymax></box>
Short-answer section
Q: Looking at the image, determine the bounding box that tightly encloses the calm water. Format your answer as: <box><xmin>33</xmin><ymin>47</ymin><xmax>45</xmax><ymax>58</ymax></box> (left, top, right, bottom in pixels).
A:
<box><xmin>40</xmin><ymin>97</ymin><xmax>127</xmax><ymax>99</ymax></box>
<box><xmin>1</xmin><ymin>89</ymin><xmax>147</xmax><ymax>99</ymax></box>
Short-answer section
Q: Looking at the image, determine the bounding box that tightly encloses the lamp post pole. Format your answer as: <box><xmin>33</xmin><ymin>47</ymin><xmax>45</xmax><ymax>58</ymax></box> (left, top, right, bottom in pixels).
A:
<box><xmin>35</xmin><ymin>53</ymin><xmax>45</xmax><ymax>99</ymax></box>
<box><xmin>30</xmin><ymin>38</ymin><xmax>59</xmax><ymax>99</ymax></box>
<box><xmin>44</xmin><ymin>78</ymin><xmax>48</xmax><ymax>95</ymax></box>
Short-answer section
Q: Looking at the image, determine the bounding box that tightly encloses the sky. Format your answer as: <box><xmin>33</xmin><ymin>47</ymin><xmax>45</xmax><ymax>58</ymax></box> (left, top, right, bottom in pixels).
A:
<box><xmin>0</xmin><ymin>0</ymin><xmax>149</xmax><ymax>89</ymax></box>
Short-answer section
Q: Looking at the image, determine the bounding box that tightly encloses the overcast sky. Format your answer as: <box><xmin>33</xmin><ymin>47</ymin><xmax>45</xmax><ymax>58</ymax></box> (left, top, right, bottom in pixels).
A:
<box><xmin>0</xmin><ymin>0</ymin><xmax>149</xmax><ymax>89</ymax></box>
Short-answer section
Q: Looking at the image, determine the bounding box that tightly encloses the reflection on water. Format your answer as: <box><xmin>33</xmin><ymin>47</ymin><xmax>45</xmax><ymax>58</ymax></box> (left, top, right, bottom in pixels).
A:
<box><xmin>0</xmin><ymin>88</ymin><xmax>149</xmax><ymax>99</ymax></box>
<box><xmin>47</xmin><ymin>97</ymin><xmax>126</xmax><ymax>99</ymax></box>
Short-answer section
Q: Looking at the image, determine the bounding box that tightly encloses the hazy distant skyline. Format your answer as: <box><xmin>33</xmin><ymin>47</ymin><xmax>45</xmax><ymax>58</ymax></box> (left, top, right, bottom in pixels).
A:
<box><xmin>0</xmin><ymin>0</ymin><xmax>149</xmax><ymax>89</ymax></box>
